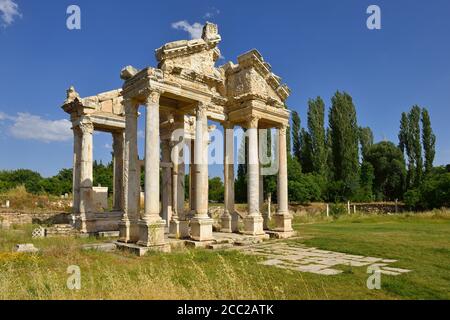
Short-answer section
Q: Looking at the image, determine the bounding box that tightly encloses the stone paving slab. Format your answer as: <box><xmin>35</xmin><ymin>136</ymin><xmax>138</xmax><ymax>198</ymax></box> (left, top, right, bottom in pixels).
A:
<box><xmin>240</xmin><ymin>242</ymin><xmax>412</xmax><ymax>276</ymax></box>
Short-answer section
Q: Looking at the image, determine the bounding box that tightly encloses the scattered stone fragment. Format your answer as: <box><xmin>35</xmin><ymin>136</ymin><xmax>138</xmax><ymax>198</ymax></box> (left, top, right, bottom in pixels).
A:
<box><xmin>379</xmin><ymin>270</ymin><xmax>400</xmax><ymax>276</ymax></box>
<box><xmin>81</xmin><ymin>243</ymin><xmax>117</xmax><ymax>252</ymax></box>
<box><xmin>15</xmin><ymin>244</ymin><xmax>39</xmax><ymax>253</ymax></box>
<box><xmin>314</xmin><ymin>268</ymin><xmax>343</xmax><ymax>275</ymax></box>
<box><xmin>381</xmin><ymin>259</ymin><xmax>398</xmax><ymax>263</ymax></box>
<box><xmin>261</xmin><ymin>259</ymin><xmax>283</xmax><ymax>266</ymax></box>
<box><xmin>348</xmin><ymin>261</ymin><xmax>371</xmax><ymax>267</ymax></box>
<box><xmin>382</xmin><ymin>266</ymin><xmax>411</xmax><ymax>273</ymax></box>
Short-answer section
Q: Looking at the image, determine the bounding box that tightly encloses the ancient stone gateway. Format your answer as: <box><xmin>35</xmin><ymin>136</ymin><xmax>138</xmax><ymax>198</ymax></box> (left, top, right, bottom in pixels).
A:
<box><xmin>62</xmin><ymin>23</ymin><xmax>294</xmax><ymax>250</ymax></box>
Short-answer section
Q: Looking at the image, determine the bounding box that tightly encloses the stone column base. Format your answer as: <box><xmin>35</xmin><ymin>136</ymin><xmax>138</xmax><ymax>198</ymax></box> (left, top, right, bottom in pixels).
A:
<box><xmin>190</xmin><ymin>217</ymin><xmax>214</xmax><ymax>241</ymax></box>
<box><xmin>220</xmin><ymin>213</ymin><xmax>232</xmax><ymax>233</ymax></box>
<box><xmin>136</xmin><ymin>219</ymin><xmax>166</xmax><ymax>247</ymax></box>
<box><xmin>118</xmin><ymin>219</ymin><xmax>140</xmax><ymax>243</ymax></box>
<box><xmin>243</xmin><ymin>215</ymin><xmax>265</xmax><ymax>236</ymax></box>
<box><xmin>74</xmin><ymin>215</ymin><xmax>88</xmax><ymax>233</ymax></box>
<box><xmin>169</xmin><ymin>220</ymin><xmax>190</xmax><ymax>239</ymax></box>
<box><xmin>273</xmin><ymin>213</ymin><xmax>293</xmax><ymax>232</ymax></box>
<box><xmin>262</xmin><ymin>214</ymin><xmax>270</xmax><ymax>230</ymax></box>
<box><xmin>231</xmin><ymin>212</ymin><xmax>240</xmax><ymax>233</ymax></box>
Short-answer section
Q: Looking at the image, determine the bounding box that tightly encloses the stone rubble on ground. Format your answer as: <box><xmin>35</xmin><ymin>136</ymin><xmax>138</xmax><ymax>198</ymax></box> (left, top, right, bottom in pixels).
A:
<box><xmin>240</xmin><ymin>242</ymin><xmax>412</xmax><ymax>276</ymax></box>
<box><xmin>15</xmin><ymin>244</ymin><xmax>39</xmax><ymax>253</ymax></box>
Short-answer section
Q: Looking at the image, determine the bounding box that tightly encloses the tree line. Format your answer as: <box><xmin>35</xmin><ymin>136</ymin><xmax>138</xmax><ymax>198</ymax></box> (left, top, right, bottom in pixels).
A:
<box><xmin>277</xmin><ymin>91</ymin><xmax>448</xmax><ymax>209</ymax></box>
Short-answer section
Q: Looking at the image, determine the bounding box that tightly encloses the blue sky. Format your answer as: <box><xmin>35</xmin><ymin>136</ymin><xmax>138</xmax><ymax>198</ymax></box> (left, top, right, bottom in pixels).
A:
<box><xmin>0</xmin><ymin>0</ymin><xmax>449</xmax><ymax>178</ymax></box>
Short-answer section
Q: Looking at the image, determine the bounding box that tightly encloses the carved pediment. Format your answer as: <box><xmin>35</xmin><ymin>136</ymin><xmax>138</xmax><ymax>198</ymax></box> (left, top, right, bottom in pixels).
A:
<box><xmin>155</xmin><ymin>22</ymin><xmax>223</xmax><ymax>82</ymax></box>
<box><xmin>223</xmin><ymin>50</ymin><xmax>291</xmax><ymax>106</ymax></box>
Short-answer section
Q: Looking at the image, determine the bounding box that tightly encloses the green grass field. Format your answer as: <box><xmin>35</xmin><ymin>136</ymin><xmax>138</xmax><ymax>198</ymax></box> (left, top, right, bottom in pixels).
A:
<box><xmin>0</xmin><ymin>210</ymin><xmax>449</xmax><ymax>300</ymax></box>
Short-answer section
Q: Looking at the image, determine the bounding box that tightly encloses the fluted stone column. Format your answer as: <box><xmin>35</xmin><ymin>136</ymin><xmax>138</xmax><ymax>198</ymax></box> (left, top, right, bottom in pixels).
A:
<box><xmin>191</xmin><ymin>102</ymin><xmax>214</xmax><ymax>241</ymax></box>
<box><xmin>161</xmin><ymin>139</ymin><xmax>173</xmax><ymax>227</ymax></box>
<box><xmin>169</xmin><ymin>136</ymin><xmax>189</xmax><ymax>238</ymax></box>
<box><xmin>138</xmin><ymin>91</ymin><xmax>166</xmax><ymax>247</ymax></box>
<box><xmin>112</xmin><ymin>131</ymin><xmax>125</xmax><ymax>212</ymax></box>
<box><xmin>78</xmin><ymin>118</ymin><xmax>94</xmax><ymax>233</ymax></box>
<box><xmin>72</xmin><ymin>126</ymin><xmax>81</xmax><ymax>216</ymax></box>
<box><xmin>221</xmin><ymin>122</ymin><xmax>237</xmax><ymax>233</ymax></box>
<box><xmin>119</xmin><ymin>99</ymin><xmax>140</xmax><ymax>243</ymax></box>
<box><xmin>244</xmin><ymin>116</ymin><xmax>264</xmax><ymax>235</ymax></box>
<box><xmin>274</xmin><ymin>125</ymin><xmax>293</xmax><ymax>232</ymax></box>
<box><xmin>188</xmin><ymin>138</ymin><xmax>196</xmax><ymax>218</ymax></box>
<box><xmin>258</xmin><ymin>129</ymin><xmax>268</xmax><ymax>230</ymax></box>
<box><xmin>177</xmin><ymin>144</ymin><xmax>185</xmax><ymax>218</ymax></box>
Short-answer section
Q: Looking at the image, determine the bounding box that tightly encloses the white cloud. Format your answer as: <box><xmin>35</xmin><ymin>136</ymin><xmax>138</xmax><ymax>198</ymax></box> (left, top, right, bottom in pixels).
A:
<box><xmin>104</xmin><ymin>143</ymin><xmax>112</xmax><ymax>150</ymax></box>
<box><xmin>0</xmin><ymin>0</ymin><xmax>21</xmax><ymax>27</ymax></box>
<box><xmin>171</xmin><ymin>20</ymin><xmax>203</xmax><ymax>39</ymax></box>
<box><xmin>204</xmin><ymin>8</ymin><xmax>220</xmax><ymax>19</ymax></box>
<box><xmin>8</xmin><ymin>113</ymin><xmax>72</xmax><ymax>143</ymax></box>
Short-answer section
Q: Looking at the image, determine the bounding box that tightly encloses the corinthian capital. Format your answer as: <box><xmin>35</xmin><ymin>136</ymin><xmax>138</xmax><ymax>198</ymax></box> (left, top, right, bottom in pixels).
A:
<box><xmin>246</xmin><ymin>115</ymin><xmax>260</xmax><ymax>129</ymax></box>
<box><xmin>196</xmin><ymin>102</ymin><xmax>208</xmax><ymax>118</ymax></box>
<box><xmin>79</xmin><ymin>119</ymin><xmax>94</xmax><ymax>135</ymax></box>
<box><xmin>279</xmin><ymin>124</ymin><xmax>288</xmax><ymax>137</ymax></box>
<box><xmin>146</xmin><ymin>90</ymin><xmax>161</xmax><ymax>105</ymax></box>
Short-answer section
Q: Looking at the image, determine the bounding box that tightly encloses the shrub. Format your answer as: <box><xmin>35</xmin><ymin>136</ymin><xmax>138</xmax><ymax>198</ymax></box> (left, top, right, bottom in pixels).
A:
<box><xmin>329</xmin><ymin>203</ymin><xmax>347</xmax><ymax>218</ymax></box>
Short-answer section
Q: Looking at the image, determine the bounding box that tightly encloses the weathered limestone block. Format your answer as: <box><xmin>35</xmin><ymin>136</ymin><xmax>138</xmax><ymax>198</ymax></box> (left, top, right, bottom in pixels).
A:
<box><xmin>92</xmin><ymin>187</ymin><xmax>108</xmax><ymax>212</ymax></box>
<box><xmin>100</xmin><ymin>100</ymin><xmax>113</xmax><ymax>113</ymax></box>
<box><xmin>97</xmin><ymin>89</ymin><xmax>121</xmax><ymax>102</ymax></box>
<box><xmin>120</xmin><ymin>66</ymin><xmax>139</xmax><ymax>80</ymax></box>
<box><xmin>15</xmin><ymin>244</ymin><xmax>39</xmax><ymax>253</ymax></box>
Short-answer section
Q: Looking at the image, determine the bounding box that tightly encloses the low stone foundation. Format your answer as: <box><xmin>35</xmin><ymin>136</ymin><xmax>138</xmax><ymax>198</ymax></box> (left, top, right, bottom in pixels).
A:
<box><xmin>0</xmin><ymin>212</ymin><xmax>71</xmax><ymax>229</ymax></box>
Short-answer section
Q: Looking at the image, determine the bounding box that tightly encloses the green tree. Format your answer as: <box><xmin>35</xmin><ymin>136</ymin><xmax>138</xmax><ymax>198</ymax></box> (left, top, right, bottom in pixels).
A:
<box><xmin>287</xmin><ymin>157</ymin><xmax>321</xmax><ymax>203</ymax></box>
<box><xmin>359</xmin><ymin>127</ymin><xmax>374</xmax><ymax>160</ymax></box>
<box><xmin>421</xmin><ymin>108</ymin><xmax>436</xmax><ymax>174</ymax></box>
<box><xmin>307</xmin><ymin>97</ymin><xmax>327</xmax><ymax>175</ymax></box>
<box><xmin>364</xmin><ymin>141</ymin><xmax>406</xmax><ymax>200</ymax></box>
<box><xmin>291</xmin><ymin>111</ymin><xmax>301</xmax><ymax>162</ymax></box>
<box><xmin>398</xmin><ymin>112</ymin><xmax>409</xmax><ymax>157</ymax></box>
<box><xmin>299</xmin><ymin>128</ymin><xmax>313</xmax><ymax>173</ymax></box>
<box><xmin>329</xmin><ymin>91</ymin><xmax>360</xmax><ymax>198</ymax></box>
<box><xmin>286</xmin><ymin>125</ymin><xmax>292</xmax><ymax>157</ymax></box>
<box><xmin>235</xmin><ymin>133</ymin><xmax>247</xmax><ymax>203</ymax></box>
<box><xmin>405</xmin><ymin>172</ymin><xmax>450</xmax><ymax>210</ymax></box>
<box><xmin>209</xmin><ymin>177</ymin><xmax>224</xmax><ymax>203</ymax></box>
<box><xmin>409</xmin><ymin>105</ymin><xmax>423</xmax><ymax>187</ymax></box>
<box><xmin>325</xmin><ymin>128</ymin><xmax>334</xmax><ymax>179</ymax></box>
<box><xmin>355</xmin><ymin>161</ymin><xmax>375</xmax><ymax>202</ymax></box>
<box><xmin>93</xmin><ymin>161</ymin><xmax>113</xmax><ymax>192</ymax></box>
<box><xmin>409</xmin><ymin>106</ymin><xmax>423</xmax><ymax>187</ymax></box>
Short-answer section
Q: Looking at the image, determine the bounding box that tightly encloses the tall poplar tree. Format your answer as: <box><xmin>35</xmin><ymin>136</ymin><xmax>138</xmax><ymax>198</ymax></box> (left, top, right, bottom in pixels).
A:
<box><xmin>398</xmin><ymin>112</ymin><xmax>409</xmax><ymax>157</ymax></box>
<box><xmin>307</xmin><ymin>97</ymin><xmax>327</xmax><ymax>175</ymax></box>
<box><xmin>299</xmin><ymin>128</ymin><xmax>313</xmax><ymax>173</ymax></box>
<box><xmin>409</xmin><ymin>105</ymin><xmax>423</xmax><ymax>187</ymax></box>
<box><xmin>359</xmin><ymin>126</ymin><xmax>374</xmax><ymax>160</ymax></box>
<box><xmin>291</xmin><ymin>111</ymin><xmax>301</xmax><ymax>162</ymax></box>
<box><xmin>329</xmin><ymin>91</ymin><xmax>360</xmax><ymax>196</ymax></box>
<box><xmin>421</xmin><ymin>108</ymin><xmax>436</xmax><ymax>174</ymax></box>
